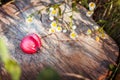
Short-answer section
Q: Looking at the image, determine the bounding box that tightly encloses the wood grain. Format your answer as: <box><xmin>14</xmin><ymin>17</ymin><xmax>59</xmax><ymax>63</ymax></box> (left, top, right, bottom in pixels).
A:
<box><xmin>0</xmin><ymin>0</ymin><xmax>119</xmax><ymax>80</ymax></box>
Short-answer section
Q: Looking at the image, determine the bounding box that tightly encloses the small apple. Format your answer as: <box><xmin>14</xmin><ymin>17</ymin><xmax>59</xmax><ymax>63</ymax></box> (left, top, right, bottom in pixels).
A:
<box><xmin>20</xmin><ymin>33</ymin><xmax>42</xmax><ymax>54</ymax></box>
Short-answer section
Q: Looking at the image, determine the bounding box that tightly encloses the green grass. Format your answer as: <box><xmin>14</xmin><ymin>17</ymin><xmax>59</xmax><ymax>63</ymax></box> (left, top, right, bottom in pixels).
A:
<box><xmin>90</xmin><ymin>0</ymin><xmax>120</xmax><ymax>79</ymax></box>
<box><xmin>92</xmin><ymin>0</ymin><xmax>120</xmax><ymax>47</ymax></box>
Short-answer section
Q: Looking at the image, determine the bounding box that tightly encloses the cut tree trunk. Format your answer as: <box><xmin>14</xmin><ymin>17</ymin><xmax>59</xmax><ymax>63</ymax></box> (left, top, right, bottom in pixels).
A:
<box><xmin>0</xmin><ymin>0</ymin><xmax>119</xmax><ymax>80</ymax></box>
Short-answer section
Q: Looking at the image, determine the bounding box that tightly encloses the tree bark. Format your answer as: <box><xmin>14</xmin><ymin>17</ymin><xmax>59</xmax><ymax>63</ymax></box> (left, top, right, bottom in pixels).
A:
<box><xmin>0</xmin><ymin>0</ymin><xmax>119</xmax><ymax>80</ymax></box>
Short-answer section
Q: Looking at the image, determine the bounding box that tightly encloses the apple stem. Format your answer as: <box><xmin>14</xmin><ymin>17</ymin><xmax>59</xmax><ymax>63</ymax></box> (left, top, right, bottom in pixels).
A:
<box><xmin>36</xmin><ymin>47</ymin><xmax>40</xmax><ymax>53</ymax></box>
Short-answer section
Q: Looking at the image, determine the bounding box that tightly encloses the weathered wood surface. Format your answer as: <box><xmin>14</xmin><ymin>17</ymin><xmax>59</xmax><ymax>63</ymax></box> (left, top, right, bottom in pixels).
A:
<box><xmin>0</xmin><ymin>0</ymin><xmax>119</xmax><ymax>80</ymax></box>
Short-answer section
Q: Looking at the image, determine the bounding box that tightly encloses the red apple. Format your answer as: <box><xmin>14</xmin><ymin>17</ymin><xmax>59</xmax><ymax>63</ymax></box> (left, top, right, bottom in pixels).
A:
<box><xmin>20</xmin><ymin>33</ymin><xmax>42</xmax><ymax>54</ymax></box>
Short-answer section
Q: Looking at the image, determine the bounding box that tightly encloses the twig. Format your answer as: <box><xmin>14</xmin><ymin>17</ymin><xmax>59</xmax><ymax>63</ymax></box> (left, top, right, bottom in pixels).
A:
<box><xmin>62</xmin><ymin>73</ymin><xmax>90</xmax><ymax>80</ymax></box>
<box><xmin>110</xmin><ymin>62</ymin><xmax>120</xmax><ymax>80</ymax></box>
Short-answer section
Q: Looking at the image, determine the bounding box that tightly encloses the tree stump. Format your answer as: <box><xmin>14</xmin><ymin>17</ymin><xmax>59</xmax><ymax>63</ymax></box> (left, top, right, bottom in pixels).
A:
<box><xmin>0</xmin><ymin>0</ymin><xmax>119</xmax><ymax>80</ymax></box>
